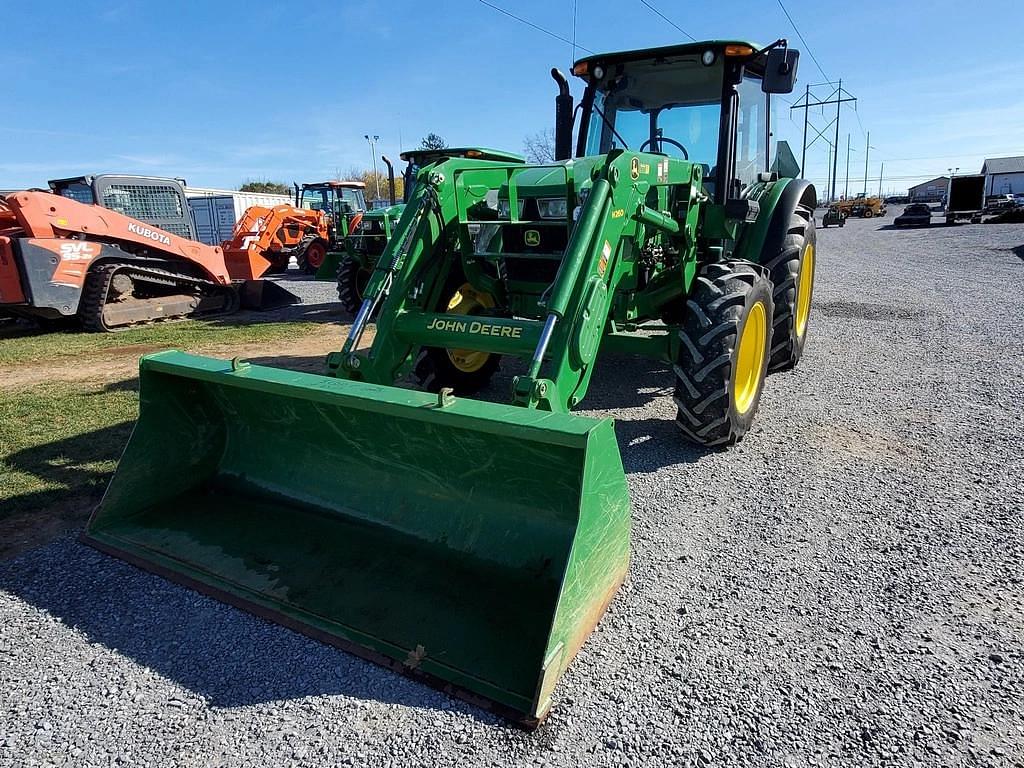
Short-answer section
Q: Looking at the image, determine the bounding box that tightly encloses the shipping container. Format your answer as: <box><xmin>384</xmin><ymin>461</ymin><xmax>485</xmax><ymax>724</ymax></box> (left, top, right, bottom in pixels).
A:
<box><xmin>185</xmin><ymin>187</ymin><xmax>292</xmax><ymax>245</ymax></box>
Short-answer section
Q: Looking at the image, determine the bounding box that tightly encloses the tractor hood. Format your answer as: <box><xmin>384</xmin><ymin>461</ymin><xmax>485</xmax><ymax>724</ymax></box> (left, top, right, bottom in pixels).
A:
<box><xmin>363</xmin><ymin>203</ymin><xmax>405</xmax><ymax>221</ymax></box>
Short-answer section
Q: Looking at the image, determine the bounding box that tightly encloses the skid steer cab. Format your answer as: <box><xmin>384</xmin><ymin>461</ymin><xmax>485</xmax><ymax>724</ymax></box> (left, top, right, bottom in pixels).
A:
<box><xmin>86</xmin><ymin>39</ymin><xmax>817</xmax><ymax>727</ymax></box>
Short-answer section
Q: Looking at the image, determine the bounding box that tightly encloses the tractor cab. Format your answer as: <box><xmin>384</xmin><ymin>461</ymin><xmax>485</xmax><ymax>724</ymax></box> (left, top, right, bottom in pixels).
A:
<box><xmin>296</xmin><ymin>181</ymin><xmax>367</xmax><ymax>238</ymax></box>
<box><xmin>567</xmin><ymin>40</ymin><xmax>799</xmax><ymax>201</ymax></box>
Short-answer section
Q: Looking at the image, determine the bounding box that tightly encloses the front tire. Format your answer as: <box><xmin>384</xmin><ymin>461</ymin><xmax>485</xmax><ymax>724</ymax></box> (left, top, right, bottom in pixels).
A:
<box><xmin>336</xmin><ymin>256</ymin><xmax>371</xmax><ymax>316</ymax></box>
<box><xmin>763</xmin><ymin>206</ymin><xmax>817</xmax><ymax>371</ymax></box>
<box><xmin>298</xmin><ymin>241</ymin><xmax>327</xmax><ymax>274</ymax></box>
<box><xmin>674</xmin><ymin>261</ymin><xmax>773</xmax><ymax>447</ymax></box>
<box><xmin>413</xmin><ymin>281</ymin><xmax>501</xmax><ymax>394</ymax></box>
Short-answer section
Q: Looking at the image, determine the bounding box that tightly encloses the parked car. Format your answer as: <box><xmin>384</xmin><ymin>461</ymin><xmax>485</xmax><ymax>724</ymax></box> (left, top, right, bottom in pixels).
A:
<box><xmin>894</xmin><ymin>203</ymin><xmax>932</xmax><ymax>227</ymax></box>
<box><xmin>984</xmin><ymin>194</ymin><xmax>1017</xmax><ymax>214</ymax></box>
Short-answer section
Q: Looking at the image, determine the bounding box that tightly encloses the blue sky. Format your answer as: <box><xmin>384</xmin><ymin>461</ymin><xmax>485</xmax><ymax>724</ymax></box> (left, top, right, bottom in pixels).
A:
<box><xmin>3</xmin><ymin>0</ymin><xmax>1022</xmax><ymax>195</ymax></box>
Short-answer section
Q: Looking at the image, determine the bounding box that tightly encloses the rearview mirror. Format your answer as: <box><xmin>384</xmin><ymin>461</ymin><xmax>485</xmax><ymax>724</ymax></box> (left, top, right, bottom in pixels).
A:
<box><xmin>763</xmin><ymin>48</ymin><xmax>799</xmax><ymax>94</ymax></box>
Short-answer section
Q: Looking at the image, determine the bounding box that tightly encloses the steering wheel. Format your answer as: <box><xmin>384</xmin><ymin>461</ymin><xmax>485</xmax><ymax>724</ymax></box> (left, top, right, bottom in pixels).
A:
<box><xmin>639</xmin><ymin>136</ymin><xmax>688</xmax><ymax>159</ymax></box>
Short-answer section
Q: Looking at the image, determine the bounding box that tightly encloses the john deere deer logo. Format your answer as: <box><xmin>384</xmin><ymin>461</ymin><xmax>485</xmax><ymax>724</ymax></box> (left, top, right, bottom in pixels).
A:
<box><xmin>630</xmin><ymin>157</ymin><xmax>640</xmax><ymax>180</ymax></box>
<box><xmin>524</xmin><ymin>229</ymin><xmax>540</xmax><ymax>247</ymax></box>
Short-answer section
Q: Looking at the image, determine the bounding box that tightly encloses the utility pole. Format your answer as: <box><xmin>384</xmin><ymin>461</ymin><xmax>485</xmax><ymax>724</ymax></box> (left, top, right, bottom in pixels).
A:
<box><xmin>863</xmin><ymin>131</ymin><xmax>870</xmax><ymax>196</ymax></box>
<box><xmin>790</xmin><ymin>82</ymin><xmax>858</xmax><ymax>187</ymax></box>
<box><xmin>831</xmin><ymin>78</ymin><xmax>842</xmax><ymax>202</ymax></box>
<box><xmin>364</xmin><ymin>134</ymin><xmax>382</xmax><ymax>199</ymax></box>
<box><xmin>800</xmin><ymin>84</ymin><xmax>809</xmax><ymax>177</ymax></box>
<box><xmin>878</xmin><ymin>162</ymin><xmax>884</xmax><ymax>198</ymax></box>
<box><xmin>825</xmin><ymin>143</ymin><xmax>832</xmax><ymax>202</ymax></box>
<box><xmin>845</xmin><ymin>133</ymin><xmax>851</xmax><ymax>199</ymax></box>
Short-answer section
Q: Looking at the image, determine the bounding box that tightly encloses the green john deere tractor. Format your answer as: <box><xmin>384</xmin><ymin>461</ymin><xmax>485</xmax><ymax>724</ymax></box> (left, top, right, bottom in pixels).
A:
<box><xmin>331</xmin><ymin>148</ymin><xmax>524</xmax><ymax>313</ymax></box>
<box><xmin>294</xmin><ymin>180</ymin><xmax>367</xmax><ymax>274</ymax></box>
<box><xmin>84</xmin><ymin>39</ymin><xmax>815</xmax><ymax>726</ymax></box>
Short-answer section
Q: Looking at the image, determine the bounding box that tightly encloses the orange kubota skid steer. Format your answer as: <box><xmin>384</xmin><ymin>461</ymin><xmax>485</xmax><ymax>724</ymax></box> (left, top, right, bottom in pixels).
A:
<box><xmin>0</xmin><ymin>191</ymin><xmax>295</xmax><ymax>331</ymax></box>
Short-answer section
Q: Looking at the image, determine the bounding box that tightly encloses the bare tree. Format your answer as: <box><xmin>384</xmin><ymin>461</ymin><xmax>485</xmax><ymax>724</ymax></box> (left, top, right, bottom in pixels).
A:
<box><xmin>523</xmin><ymin>128</ymin><xmax>556</xmax><ymax>164</ymax></box>
<box><xmin>420</xmin><ymin>133</ymin><xmax>448</xmax><ymax>151</ymax></box>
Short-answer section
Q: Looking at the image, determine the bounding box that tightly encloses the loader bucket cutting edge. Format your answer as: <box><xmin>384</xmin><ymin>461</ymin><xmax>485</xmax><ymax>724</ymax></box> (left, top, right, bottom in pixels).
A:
<box><xmin>83</xmin><ymin>351</ymin><xmax>631</xmax><ymax>723</ymax></box>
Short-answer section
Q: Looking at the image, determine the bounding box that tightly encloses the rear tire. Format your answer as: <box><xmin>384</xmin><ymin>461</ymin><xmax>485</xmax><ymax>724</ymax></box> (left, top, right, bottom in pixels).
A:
<box><xmin>298</xmin><ymin>241</ymin><xmax>327</xmax><ymax>274</ymax></box>
<box><xmin>763</xmin><ymin>206</ymin><xmax>816</xmax><ymax>371</ymax></box>
<box><xmin>674</xmin><ymin>261</ymin><xmax>773</xmax><ymax>447</ymax></box>
<box><xmin>336</xmin><ymin>256</ymin><xmax>371</xmax><ymax>316</ymax></box>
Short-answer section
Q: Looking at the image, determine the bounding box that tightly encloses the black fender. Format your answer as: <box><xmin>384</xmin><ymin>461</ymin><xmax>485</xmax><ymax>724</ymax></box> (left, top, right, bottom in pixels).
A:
<box><xmin>735</xmin><ymin>179</ymin><xmax>817</xmax><ymax>264</ymax></box>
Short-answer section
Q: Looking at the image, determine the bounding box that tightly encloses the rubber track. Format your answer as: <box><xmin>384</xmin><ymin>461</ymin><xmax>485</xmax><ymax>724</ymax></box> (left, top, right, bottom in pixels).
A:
<box><xmin>79</xmin><ymin>263</ymin><xmax>238</xmax><ymax>332</ymax></box>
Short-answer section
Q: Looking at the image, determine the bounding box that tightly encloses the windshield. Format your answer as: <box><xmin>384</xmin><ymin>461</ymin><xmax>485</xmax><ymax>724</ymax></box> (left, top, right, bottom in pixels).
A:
<box><xmin>583</xmin><ymin>55</ymin><xmax>772</xmax><ymax>194</ymax></box>
<box><xmin>301</xmin><ymin>187</ymin><xmax>366</xmax><ymax>215</ymax></box>
<box><xmin>584</xmin><ymin>55</ymin><xmax>723</xmax><ymax>170</ymax></box>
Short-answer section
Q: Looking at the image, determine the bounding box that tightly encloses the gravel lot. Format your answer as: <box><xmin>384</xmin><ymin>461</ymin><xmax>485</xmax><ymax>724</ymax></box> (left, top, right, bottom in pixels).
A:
<box><xmin>2</xmin><ymin>213</ymin><xmax>1022</xmax><ymax>767</ymax></box>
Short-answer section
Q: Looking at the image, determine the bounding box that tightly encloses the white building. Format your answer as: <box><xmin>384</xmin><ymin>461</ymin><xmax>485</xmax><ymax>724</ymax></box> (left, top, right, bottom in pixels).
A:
<box><xmin>909</xmin><ymin>176</ymin><xmax>949</xmax><ymax>202</ymax></box>
<box><xmin>981</xmin><ymin>156</ymin><xmax>1024</xmax><ymax>196</ymax></box>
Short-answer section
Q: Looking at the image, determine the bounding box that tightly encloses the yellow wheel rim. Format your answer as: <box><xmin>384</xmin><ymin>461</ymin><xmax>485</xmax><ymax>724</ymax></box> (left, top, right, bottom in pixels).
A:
<box><xmin>445</xmin><ymin>284</ymin><xmax>493</xmax><ymax>373</ymax></box>
<box><xmin>734</xmin><ymin>300</ymin><xmax>767</xmax><ymax>415</ymax></box>
<box><xmin>796</xmin><ymin>243</ymin><xmax>815</xmax><ymax>338</ymax></box>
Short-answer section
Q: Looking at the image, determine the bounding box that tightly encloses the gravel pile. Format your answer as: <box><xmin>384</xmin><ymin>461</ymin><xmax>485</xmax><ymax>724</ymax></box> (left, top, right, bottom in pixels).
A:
<box><xmin>2</xmin><ymin>215</ymin><xmax>1022</xmax><ymax>766</ymax></box>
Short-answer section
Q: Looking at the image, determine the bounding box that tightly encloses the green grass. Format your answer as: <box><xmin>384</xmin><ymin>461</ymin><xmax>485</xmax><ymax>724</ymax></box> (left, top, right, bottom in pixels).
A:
<box><xmin>0</xmin><ymin>319</ymin><xmax>323</xmax><ymax>366</ymax></box>
<box><xmin>0</xmin><ymin>382</ymin><xmax>138</xmax><ymax>520</ymax></box>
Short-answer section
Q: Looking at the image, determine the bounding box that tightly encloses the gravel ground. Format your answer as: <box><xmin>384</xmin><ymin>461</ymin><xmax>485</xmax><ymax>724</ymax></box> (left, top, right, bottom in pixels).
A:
<box><xmin>2</xmin><ymin>213</ymin><xmax>1023</xmax><ymax>767</ymax></box>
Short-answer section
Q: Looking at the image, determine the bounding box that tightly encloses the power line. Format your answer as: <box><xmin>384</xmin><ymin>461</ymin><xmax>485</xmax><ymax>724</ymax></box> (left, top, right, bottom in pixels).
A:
<box><xmin>477</xmin><ymin>0</ymin><xmax>593</xmax><ymax>54</ymax></box>
<box><xmin>776</xmin><ymin>0</ymin><xmax>828</xmax><ymax>80</ymax></box>
<box><xmin>638</xmin><ymin>0</ymin><xmax>697</xmax><ymax>42</ymax></box>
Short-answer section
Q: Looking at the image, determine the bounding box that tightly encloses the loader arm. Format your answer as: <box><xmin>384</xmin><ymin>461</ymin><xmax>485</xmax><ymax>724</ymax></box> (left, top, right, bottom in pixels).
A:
<box><xmin>331</xmin><ymin>150</ymin><xmax>705</xmax><ymax>412</ymax></box>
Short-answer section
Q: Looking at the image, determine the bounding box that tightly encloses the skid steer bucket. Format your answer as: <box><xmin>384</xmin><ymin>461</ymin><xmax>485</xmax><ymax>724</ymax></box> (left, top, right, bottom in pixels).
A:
<box><xmin>84</xmin><ymin>351</ymin><xmax>631</xmax><ymax>724</ymax></box>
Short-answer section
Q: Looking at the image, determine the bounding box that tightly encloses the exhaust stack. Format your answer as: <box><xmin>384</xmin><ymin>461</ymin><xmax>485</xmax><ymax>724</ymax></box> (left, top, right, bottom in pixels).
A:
<box><xmin>551</xmin><ymin>69</ymin><xmax>574</xmax><ymax>161</ymax></box>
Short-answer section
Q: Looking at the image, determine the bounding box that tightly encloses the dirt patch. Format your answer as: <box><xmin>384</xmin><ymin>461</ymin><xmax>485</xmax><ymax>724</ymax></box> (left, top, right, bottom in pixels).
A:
<box><xmin>808</xmin><ymin>421</ymin><xmax>926</xmax><ymax>462</ymax></box>
<box><xmin>0</xmin><ymin>325</ymin><xmax>356</xmax><ymax>391</ymax></box>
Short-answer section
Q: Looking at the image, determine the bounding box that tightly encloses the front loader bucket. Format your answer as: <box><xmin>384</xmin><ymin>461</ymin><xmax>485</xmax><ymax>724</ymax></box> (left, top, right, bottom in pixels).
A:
<box><xmin>84</xmin><ymin>351</ymin><xmax>631</xmax><ymax>724</ymax></box>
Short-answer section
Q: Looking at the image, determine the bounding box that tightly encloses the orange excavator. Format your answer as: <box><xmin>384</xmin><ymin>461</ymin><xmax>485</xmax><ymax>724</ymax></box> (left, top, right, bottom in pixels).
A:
<box><xmin>0</xmin><ymin>190</ymin><xmax>293</xmax><ymax>331</ymax></box>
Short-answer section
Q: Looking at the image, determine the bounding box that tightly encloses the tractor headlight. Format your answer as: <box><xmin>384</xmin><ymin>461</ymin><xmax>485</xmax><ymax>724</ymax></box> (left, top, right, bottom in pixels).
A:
<box><xmin>536</xmin><ymin>198</ymin><xmax>568</xmax><ymax>219</ymax></box>
<box><xmin>496</xmin><ymin>198</ymin><xmax>525</xmax><ymax>219</ymax></box>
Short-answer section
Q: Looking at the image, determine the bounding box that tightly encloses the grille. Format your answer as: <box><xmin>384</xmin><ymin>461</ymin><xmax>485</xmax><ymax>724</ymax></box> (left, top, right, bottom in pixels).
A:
<box><xmin>101</xmin><ymin>184</ymin><xmax>184</xmax><ymax>220</ymax></box>
<box><xmin>159</xmin><ymin>221</ymin><xmax>193</xmax><ymax>239</ymax></box>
